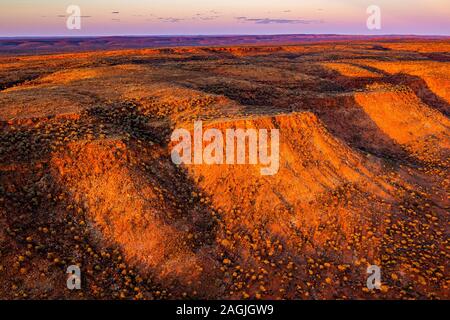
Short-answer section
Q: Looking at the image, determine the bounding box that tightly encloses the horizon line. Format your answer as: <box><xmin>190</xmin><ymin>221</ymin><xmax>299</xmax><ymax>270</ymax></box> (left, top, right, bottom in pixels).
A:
<box><xmin>1</xmin><ymin>33</ymin><xmax>449</xmax><ymax>39</ymax></box>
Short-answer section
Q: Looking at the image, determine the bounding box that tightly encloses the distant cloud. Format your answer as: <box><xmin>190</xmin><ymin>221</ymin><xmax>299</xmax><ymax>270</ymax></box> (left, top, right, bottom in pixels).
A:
<box><xmin>235</xmin><ymin>17</ymin><xmax>322</xmax><ymax>24</ymax></box>
<box><xmin>194</xmin><ymin>16</ymin><xmax>220</xmax><ymax>21</ymax></box>
<box><xmin>200</xmin><ymin>16</ymin><xmax>219</xmax><ymax>21</ymax></box>
<box><xmin>56</xmin><ymin>15</ymin><xmax>91</xmax><ymax>18</ymax></box>
<box><xmin>158</xmin><ymin>17</ymin><xmax>185</xmax><ymax>23</ymax></box>
<box><xmin>191</xmin><ymin>11</ymin><xmax>221</xmax><ymax>21</ymax></box>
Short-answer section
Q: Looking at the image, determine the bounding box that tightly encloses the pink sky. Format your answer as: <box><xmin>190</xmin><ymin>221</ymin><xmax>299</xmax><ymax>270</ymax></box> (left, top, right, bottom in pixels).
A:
<box><xmin>1</xmin><ymin>0</ymin><xmax>449</xmax><ymax>36</ymax></box>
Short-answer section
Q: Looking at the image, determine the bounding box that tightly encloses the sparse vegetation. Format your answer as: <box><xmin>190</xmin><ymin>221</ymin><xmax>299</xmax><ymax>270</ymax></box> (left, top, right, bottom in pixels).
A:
<box><xmin>0</xmin><ymin>39</ymin><xmax>448</xmax><ymax>300</ymax></box>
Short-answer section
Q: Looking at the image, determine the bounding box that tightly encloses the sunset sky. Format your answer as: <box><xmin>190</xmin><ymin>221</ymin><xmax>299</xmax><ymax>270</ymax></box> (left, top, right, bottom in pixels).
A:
<box><xmin>1</xmin><ymin>0</ymin><xmax>449</xmax><ymax>37</ymax></box>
